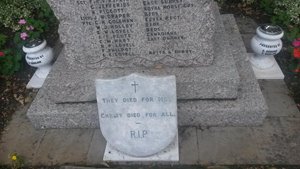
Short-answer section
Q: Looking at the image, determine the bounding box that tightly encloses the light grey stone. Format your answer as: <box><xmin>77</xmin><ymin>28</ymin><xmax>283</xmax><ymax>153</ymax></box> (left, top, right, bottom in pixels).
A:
<box><xmin>95</xmin><ymin>74</ymin><xmax>177</xmax><ymax>157</ymax></box>
<box><xmin>43</xmin><ymin>2</ymin><xmax>240</xmax><ymax>102</ymax></box>
<box><xmin>47</xmin><ymin>0</ymin><xmax>216</xmax><ymax>69</ymax></box>
<box><xmin>26</xmin><ymin>14</ymin><xmax>267</xmax><ymax>128</ymax></box>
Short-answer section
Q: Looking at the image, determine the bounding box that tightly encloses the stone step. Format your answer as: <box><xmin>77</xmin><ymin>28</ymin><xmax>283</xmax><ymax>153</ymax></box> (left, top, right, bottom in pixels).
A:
<box><xmin>26</xmin><ymin>14</ymin><xmax>268</xmax><ymax>129</ymax></box>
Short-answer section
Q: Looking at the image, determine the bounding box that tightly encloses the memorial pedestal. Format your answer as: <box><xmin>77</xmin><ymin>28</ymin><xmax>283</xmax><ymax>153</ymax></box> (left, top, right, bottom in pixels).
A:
<box><xmin>103</xmin><ymin>134</ymin><xmax>179</xmax><ymax>162</ymax></box>
<box><xmin>249</xmin><ymin>53</ymin><xmax>285</xmax><ymax>79</ymax></box>
<box><xmin>27</xmin><ymin>14</ymin><xmax>268</xmax><ymax>129</ymax></box>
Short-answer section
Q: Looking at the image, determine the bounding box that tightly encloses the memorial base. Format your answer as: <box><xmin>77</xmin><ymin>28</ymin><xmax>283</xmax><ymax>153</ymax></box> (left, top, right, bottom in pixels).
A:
<box><xmin>26</xmin><ymin>15</ymin><xmax>268</xmax><ymax>129</ymax></box>
<box><xmin>249</xmin><ymin>53</ymin><xmax>284</xmax><ymax>79</ymax></box>
<box><xmin>26</xmin><ymin>65</ymin><xmax>52</xmax><ymax>89</ymax></box>
<box><xmin>103</xmin><ymin>134</ymin><xmax>179</xmax><ymax>162</ymax></box>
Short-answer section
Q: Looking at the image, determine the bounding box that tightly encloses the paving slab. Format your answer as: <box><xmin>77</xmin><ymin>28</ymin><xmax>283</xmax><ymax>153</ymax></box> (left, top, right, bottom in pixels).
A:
<box><xmin>32</xmin><ymin>129</ymin><xmax>94</xmax><ymax>166</ymax></box>
<box><xmin>259</xmin><ymin>80</ymin><xmax>300</xmax><ymax>118</ymax></box>
<box><xmin>279</xmin><ymin>118</ymin><xmax>300</xmax><ymax>164</ymax></box>
<box><xmin>197</xmin><ymin>125</ymin><xmax>262</xmax><ymax>165</ymax></box>
<box><xmin>0</xmin><ymin>105</ymin><xmax>46</xmax><ymax>165</ymax></box>
<box><xmin>86</xmin><ymin>130</ymin><xmax>106</xmax><ymax>165</ymax></box>
<box><xmin>178</xmin><ymin>127</ymin><xmax>198</xmax><ymax>165</ymax></box>
<box><xmin>197</xmin><ymin>117</ymin><xmax>300</xmax><ymax>165</ymax></box>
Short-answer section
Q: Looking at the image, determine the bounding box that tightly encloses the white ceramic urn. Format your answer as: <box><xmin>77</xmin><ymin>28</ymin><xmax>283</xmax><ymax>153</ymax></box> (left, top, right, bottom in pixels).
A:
<box><xmin>250</xmin><ymin>25</ymin><xmax>284</xmax><ymax>69</ymax></box>
<box><xmin>23</xmin><ymin>39</ymin><xmax>53</xmax><ymax>78</ymax></box>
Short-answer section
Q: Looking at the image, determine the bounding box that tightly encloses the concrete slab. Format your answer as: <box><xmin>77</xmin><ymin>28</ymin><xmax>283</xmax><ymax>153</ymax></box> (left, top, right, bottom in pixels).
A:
<box><xmin>178</xmin><ymin>127</ymin><xmax>198</xmax><ymax>165</ymax></box>
<box><xmin>279</xmin><ymin>118</ymin><xmax>300</xmax><ymax>164</ymax></box>
<box><xmin>197</xmin><ymin>117</ymin><xmax>300</xmax><ymax>165</ymax></box>
<box><xmin>0</xmin><ymin>105</ymin><xmax>46</xmax><ymax>165</ymax></box>
<box><xmin>197</xmin><ymin>125</ymin><xmax>262</xmax><ymax>165</ymax></box>
<box><xmin>86</xmin><ymin>130</ymin><xmax>106</xmax><ymax>165</ymax></box>
<box><xmin>32</xmin><ymin>129</ymin><xmax>94</xmax><ymax>166</ymax></box>
<box><xmin>259</xmin><ymin>80</ymin><xmax>300</xmax><ymax>118</ymax></box>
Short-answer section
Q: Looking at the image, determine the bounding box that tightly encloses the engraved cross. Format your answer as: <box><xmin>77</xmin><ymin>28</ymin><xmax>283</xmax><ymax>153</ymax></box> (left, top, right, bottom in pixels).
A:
<box><xmin>131</xmin><ymin>81</ymin><xmax>138</xmax><ymax>93</ymax></box>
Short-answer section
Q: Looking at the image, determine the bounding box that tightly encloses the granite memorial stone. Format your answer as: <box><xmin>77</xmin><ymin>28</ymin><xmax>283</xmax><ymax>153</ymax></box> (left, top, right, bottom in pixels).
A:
<box><xmin>95</xmin><ymin>73</ymin><xmax>177</xmax><ymax>157</ymax></box>
<box><xmin>47</xmin><ymin>0</ymin><xmax>216</xmax><ymax>69</ymax></box>
<box><xmin>26</xmin><ymin>0</ymin><xmax>268</xmax><ymax>130</ymax></box>
<box><xmin>44</xmin><ymin>0</ymin><xmax>241</xmax><ymax>102</ymax></box>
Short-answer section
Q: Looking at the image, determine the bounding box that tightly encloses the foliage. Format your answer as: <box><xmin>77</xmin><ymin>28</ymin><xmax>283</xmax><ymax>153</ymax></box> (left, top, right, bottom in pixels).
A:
<box><xmin>259</xmin><ymin>0</ymin><xmax>300</xmax><ymax>41</ymax></box>
<box><xmin>215</xmin><ymin>0</ymin><xmax>255</xmax><ymax>6</ymax></box>
<box><xmin>290</xmin><ymin>38</ymin><xmax>300</xmax><ymax>72</ymax></box>
<box><xmin>13</xmin><ymin>18</ymin><xmax>47</xmax><ymax>47</ymax></box>
<box><xmin>0</xmin><ymin>34</ymin><xmax>7</xmax><ymax>47</ymax></box>
<box><xmin>241</xmin><ymin>0</ymin><xmax>255</xmax><ymax>5</ymax></box>
<box><xmin>0</xmin><ymin>0</ymin><xmax>58</xmax><ymax>76</ymax></box>
<box><xmin>0</xmin><ymin>0</ymin><xmax>58</xmax><ymax>48</ymax></box>
<box><xmin>0</xmin><ymin>32</ymin><xmax>22</xmax><ymax>76</ymax></box>
<box><xmin>0</xmin><ymin>48</ymin><xmax>22</xmax><ymax>76</ymax></box>
<box><xmin>215</xmin><ymin>0</ymin><xmax>300</xmax><ymax>40</ymax></box>
<box><xmin>9</xmin><ymin>153</ymin><xmax>25</xmax><ymax>169</ymax></box>
<box><xmin>0</xmin><ymin>0</ymin><xmax>57</xmax><ymax>32</ymax></box>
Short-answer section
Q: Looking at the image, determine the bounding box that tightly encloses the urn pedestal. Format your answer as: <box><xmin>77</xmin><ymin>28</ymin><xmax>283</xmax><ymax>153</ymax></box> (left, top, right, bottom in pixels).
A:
<box><xmin>249</xmin><ymin>25</ymin><xmax>285</xmax><ymax>79</ymax></box>
<box><xmin>250</xmin><ymin>25</ymin><xmax>284</xmax><ymax>69</ymax></box>
<box><xmin>23</xmin><ymin>39</ymin><xmax>54</xmax><ymax>88</ymax></box>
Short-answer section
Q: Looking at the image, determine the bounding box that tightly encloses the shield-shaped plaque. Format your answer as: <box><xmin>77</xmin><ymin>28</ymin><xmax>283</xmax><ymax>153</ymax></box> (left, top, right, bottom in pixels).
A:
<box><xmin>95</xmin><ymin>73</ymin><xmax>177</xmax><ymax>157</ymax></box>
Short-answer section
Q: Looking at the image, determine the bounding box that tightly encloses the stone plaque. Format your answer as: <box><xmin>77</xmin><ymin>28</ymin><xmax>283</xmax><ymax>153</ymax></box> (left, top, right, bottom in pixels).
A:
<box><xmin>95</xmin><ymin>73</ymin><xmax>177</xmax><ymax>157</ymax></box>
<box><xmin>47</xmin><ymin>0</ymin><xmax>216</xmax><ymax>68</ymax></box>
